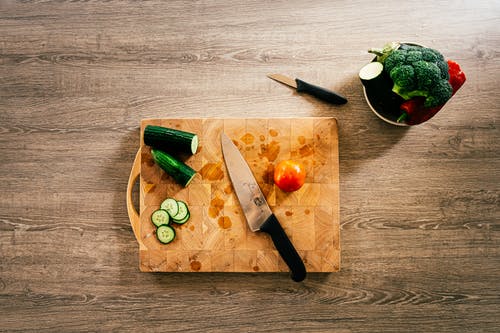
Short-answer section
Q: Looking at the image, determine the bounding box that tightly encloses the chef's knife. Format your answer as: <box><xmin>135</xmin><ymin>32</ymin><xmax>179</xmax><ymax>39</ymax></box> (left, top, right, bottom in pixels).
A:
<box><xmin>221</xmin><ymin>133</ymin><xmax>306</xmax><ymax>282</ymax></box>
<box><xmin>268</xmin><ymin>73</ymin><xmax>347</xmax><ymax>105</ymax></box>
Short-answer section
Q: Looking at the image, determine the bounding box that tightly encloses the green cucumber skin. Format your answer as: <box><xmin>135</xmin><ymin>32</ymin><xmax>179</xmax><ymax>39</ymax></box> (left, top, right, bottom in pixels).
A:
<box><xmin>151</xmin><ymin>149</ymin><xmax>196</xmax><ymax>187</ymax></box>
<box><xmin>144</xmin><ymin>125</ymin><xmax>198</xmax><ymax>155</ymax></box>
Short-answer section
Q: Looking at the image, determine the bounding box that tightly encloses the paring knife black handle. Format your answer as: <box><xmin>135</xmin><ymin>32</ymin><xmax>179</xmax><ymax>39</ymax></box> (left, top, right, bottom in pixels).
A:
<box><xmin>260</xmin><ymin>213</ymin><xmax>306</xmax><ymax>282</ymax></box>
<box><xmin>295</xmin><ymin>78</ymin><xmax>347</xmax><ymax>105</ymax></box>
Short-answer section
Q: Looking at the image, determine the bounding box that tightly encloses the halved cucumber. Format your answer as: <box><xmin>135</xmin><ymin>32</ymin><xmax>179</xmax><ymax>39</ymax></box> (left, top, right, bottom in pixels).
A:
<box><xmin>160</xmin><ymin>198</ymin><xmax>179</xmax><ymax>217</ymax></box>
<box><xmin>144</xmin><ymin>125</ymin><xmax>199</xmax><ymax>155</ymax></box>
<box><xmin>171</xmin><ymin>201</ymin><xmax>190</xmax><ymax>224</ymax></box>
<box><xmin>151</xmin><ymin>149</ymin><xmax>196</xmax><ymax>187</ymax></box>
<box><xmin>156</xmin><ymin>225</ymin><xmax>176</xmax><ymax>244</ymax></box>
<box><xmin>151</xmin><ymin>209</ymin><xmax>170</xmax><ymax>227</ymax></box>
<box><xmin>359</xmin><ymin>61</ymin><xmax>384</xmax><ymax>87</ymax></box>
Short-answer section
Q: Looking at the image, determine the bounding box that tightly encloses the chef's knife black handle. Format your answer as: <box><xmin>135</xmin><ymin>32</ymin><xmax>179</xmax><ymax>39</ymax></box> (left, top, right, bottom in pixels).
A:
<box><xmin>260</xmin><ymin>213</ymin><xmax>306</xmax><ymax>282</ymax></box>
<box><xmin>295</xmin><ymin>78</ymin><xmax>347</xmax><ymax>105</ymax></box>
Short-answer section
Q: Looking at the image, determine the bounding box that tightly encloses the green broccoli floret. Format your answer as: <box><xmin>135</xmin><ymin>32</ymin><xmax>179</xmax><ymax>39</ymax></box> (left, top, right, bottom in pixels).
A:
<box><xmin>381</xmin><ymin>45</ymin><xmax>452</xmax><ymax>107</ymax></box>
<box><xmin>390</xmin><ymin>65</ymin><xmax>416</xmax><ymax>95</ymax></box>
<box><xmin>406</xmin><ymin>50</ymin><xmax>423</xmax><ymax>63</ymax></box>
<box><xmin>421</xmin><ymin>48</ymin><xmax>439</xmax><ymax>62</ymax></box>
<box><xmin>414</xmin><ymin>60</ymin><xmax>442</xmax><ymax>91</ymax></box>
<box><xmin>425</xmin><ymin>79</ymin><xmax>453</xmax><ymax>108</ymax></box>
<box><xmin>437</xmin><ymin>61</ymin><xmax>450</xmax><ymax>80</ymax></box>
<box><xmin>384</xmin><ymin>51</ymin><xmax>406</xmax><ymax>73</ymax></box>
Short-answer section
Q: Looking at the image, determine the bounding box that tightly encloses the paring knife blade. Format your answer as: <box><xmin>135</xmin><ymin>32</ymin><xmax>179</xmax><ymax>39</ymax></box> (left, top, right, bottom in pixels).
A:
<box><xmin>220</xmin><ymin>133</ymin><xmax>306</xmax><ymax>282</ymax></box>
<box><xmin>268</xmin><ymin>73</ymin><xmax>348</xmax><ymax>105</ymax></box>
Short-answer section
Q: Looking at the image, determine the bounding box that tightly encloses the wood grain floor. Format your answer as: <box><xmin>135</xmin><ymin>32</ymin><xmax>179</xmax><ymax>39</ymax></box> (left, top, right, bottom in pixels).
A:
<box><xmin>1</xmin><ymin>1</ymin><xmax>499</xmax><ymax>332</ymax></box>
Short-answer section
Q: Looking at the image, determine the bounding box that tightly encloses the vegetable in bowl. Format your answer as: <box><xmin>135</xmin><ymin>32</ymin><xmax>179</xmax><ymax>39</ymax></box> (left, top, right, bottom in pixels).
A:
<box><xmin>360</xmin><ymin>42</ymin><xmax>466</xmax><ymax>125</ymax></box>
<box><xmin>383</xmin><ymin>45</ymin><xmax>452</xmax><ymax>107</ymax></box>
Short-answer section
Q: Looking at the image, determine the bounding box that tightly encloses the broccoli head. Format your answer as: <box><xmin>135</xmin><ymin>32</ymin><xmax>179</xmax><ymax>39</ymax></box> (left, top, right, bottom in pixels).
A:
<box><xmin>382</xmin><ymin>45</ymin><xmax>452</xmax><ymax>107</ymax></box>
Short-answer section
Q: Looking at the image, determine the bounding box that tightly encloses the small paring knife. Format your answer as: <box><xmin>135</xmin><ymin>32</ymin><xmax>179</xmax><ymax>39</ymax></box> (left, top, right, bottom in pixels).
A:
<box><xmin>221</xmin><ymin>133</ymin><xmax>307</xmax><ymax>282</ymax></box>
<box><xmin>268</xmin><ymin>73</ymin><xmax>348</xmax><ymax>105</ymax></box>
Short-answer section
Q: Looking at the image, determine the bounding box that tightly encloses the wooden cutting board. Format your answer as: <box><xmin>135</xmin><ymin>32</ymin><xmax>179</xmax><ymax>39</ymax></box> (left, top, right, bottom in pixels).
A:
<box><xmin>134</xmin><ymin>117</ymin><xmax>340</xmax><ymax>273</ymax></box>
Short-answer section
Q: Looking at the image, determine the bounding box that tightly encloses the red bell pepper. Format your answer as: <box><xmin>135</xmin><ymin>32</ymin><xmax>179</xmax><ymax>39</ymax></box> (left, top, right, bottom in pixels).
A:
<box><xmin>398</xmin><ymin>60</ymin><xmax>466</xmax><ymax>125</ymax></box>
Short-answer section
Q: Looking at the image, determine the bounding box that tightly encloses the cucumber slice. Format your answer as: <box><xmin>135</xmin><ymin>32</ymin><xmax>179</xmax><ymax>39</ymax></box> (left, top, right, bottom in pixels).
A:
<box><xmin>151</xmin><ymin>209</ymin><xmax>170</xmax><ymax>227</ymax></box>
<box><xmin>156</xmin><ymin>225</ymin><xmax>176</xmax><ymax>244</ymax></box>
<box><xmin>172</xmin><ymin>212</ymin><xmax>190</xmax><ymax>225</ymax></box>
<box><xmin>172</xmin><ymin>201</ymin><xmax>190</xmax><ymax>223</ymax></box>
<box><xmin>160</xmin><ymin>198</ymin><xmax>179</xmax><ymax>217</ymax></box>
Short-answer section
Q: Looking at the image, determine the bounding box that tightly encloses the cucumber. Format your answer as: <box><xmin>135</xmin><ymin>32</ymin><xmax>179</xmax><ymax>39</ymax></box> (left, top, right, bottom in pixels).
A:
<box><xmin>151</xmin><ymin>209</ymin><xmax>170</xmax><ymax>227</ymax></box>
<box><xmin>360</xmin><ymin>61</ymin><xmax>405</xmax><ymax>121</ymax></box>
<box><xmin>151</xmin><ymin>149</ymin><xmax>196</xmax><ymax>187</ymax></box>
<box><xmin>171</xmin><ymin>201</ymin><xmax>190</xmax><ymax>224</ymax></box>
<box><xmin>359</xmin><ymin>62</ymin><xmax>384</xmax><ymax>87</ymax></box>
<box><xmin>160</xmin><ymin>198</ymin><xmax>179</xmax><ymax>217</ymax></box>
<box><xmin>156</xmin><ymin>225</ymin><xmax>176</xmax><ymax>244</ymax></box>
<box><xmin>144</xmin><ymin>125</ymin><xmax>199</xmax><ymax>155</ymax></box>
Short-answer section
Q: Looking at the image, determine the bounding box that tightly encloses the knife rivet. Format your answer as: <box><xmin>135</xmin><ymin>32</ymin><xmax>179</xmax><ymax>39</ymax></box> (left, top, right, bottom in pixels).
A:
<box><xmin>253</xmin><ymin>197</ymin><xmax>265</xmax><ymax>206</ymax></box>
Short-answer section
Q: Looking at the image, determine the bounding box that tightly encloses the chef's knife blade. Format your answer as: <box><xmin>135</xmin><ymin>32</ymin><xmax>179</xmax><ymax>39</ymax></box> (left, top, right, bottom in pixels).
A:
<box><xmin>221</xmin><ymin>133</ymin><xmax>306</xmax><ymax>282</ymax></box>
<box><xmin>268</xmin><ymin>73</ymin><xmax>347</xmax><ymax>105</ymax></box>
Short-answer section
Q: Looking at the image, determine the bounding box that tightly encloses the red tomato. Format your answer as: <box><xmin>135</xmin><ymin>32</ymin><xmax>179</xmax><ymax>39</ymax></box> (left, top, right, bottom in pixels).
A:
<box><xmin>273</xmin><ymin>160</ymin><xmax>306</xmax><ymax>192</ymax></box>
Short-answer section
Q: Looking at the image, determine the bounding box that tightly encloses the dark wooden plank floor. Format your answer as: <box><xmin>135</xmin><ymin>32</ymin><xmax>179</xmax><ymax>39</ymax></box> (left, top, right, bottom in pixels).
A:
<box><xmin>1</xmin><ymin>1</ymin><xmax>499</xmax><ymax>332</ymax></box>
